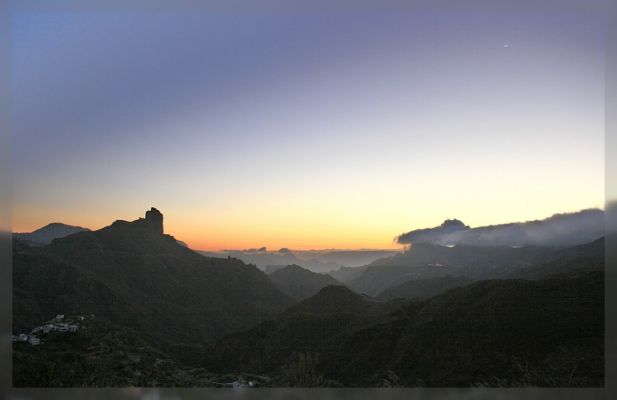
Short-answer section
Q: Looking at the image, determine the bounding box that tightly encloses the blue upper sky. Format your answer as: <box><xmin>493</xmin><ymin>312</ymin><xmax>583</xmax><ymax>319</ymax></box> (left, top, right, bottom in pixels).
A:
<box><xmin>11</xmin><ymin>3</ymin><xmax>606</xmax><ymax>249</ymax></box>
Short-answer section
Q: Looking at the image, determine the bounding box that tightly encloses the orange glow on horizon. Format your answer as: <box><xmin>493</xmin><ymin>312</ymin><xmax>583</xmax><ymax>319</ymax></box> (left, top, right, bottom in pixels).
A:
<box><xmin>12</xmin><ymin>198</ymin><xmax>605</xmax><ymax>252</ymax></box>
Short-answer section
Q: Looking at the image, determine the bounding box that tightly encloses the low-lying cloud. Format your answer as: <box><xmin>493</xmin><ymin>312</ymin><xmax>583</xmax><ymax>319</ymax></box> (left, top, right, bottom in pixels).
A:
<box><xmin>396</xmin><ymin>209</ymin><xmax>604</xmax><ymax>248</ymax></box>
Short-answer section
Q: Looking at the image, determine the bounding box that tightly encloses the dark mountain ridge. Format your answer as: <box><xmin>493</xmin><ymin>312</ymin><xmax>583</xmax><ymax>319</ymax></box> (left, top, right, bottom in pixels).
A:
<box><xmin>203</xmin><ymin>285</ymin><xmax>405</xmax><ymax>379</ymax></box>
<box><xmin>268</xmin><ymin>264</ymin><xmax>343</xmax><ymax>301</ymax></box>
<box><xmin>205</xmin><ymin>271</ymin><xmax>603</xmax><ymax>386</ymax></box>
<box><xmin>337</xmin><ymin>239</ymin><xmax>600</xmax><ymax>296</ymax></box>
<box><xmin>510</xmin><ymin>237</ymin><xmax>604</xmax><ymax>280</ymax></box>
<box><xmin>378</xmin><ymin>275</ymin><xmax>471</xmax><ymax>300</ymax></box>
<box><xmin>14</xmin><ymin>222</ymin><xmax>90</xmax><ymax>245</ymax></box>
<box><xmin>13</xmin><ymin>208</ymin><xmax>292</xmax><ymax>363</ymax></box>
<box><xmin>12</xmin><ymin>209</ymin><xmax>606</xmax><ymax>387</ymax></box>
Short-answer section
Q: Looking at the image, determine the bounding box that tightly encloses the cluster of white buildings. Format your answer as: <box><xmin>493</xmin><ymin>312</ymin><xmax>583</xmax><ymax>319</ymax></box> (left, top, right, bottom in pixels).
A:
<box><xmin>12</xmin><ymin>314</ymin><xmax>81</xmax><ymax>346</ymax></box>
<box><xmin>12</xmin><ymin>333</ymin><xmax>41</xmax><ymax>345</ymax></box>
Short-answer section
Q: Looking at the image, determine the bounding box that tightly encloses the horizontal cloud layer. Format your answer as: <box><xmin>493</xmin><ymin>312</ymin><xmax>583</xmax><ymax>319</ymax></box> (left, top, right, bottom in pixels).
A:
<box><xmin>396</xmin><ymin>209</ymin><xmax>604</xmax><ymax>248</ymax></box>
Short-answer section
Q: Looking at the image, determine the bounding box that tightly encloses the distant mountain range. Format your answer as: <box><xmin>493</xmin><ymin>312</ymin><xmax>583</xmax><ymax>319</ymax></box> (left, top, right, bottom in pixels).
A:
<box><xmin>199</xmin><ymin>248</ymin><xmax>399</xmax><ymax>273</ymax></box>
<box><xmin>332</xmin><ymin>238</ymin><xmax>603</xmax><ymax>296</ymax></box>
<box><xmin>198</xmin><ymin>249</ymin><xmax>340</xmax><ymax>273</ymax></box>
<box><xmin>12</xmin><ymin>207</ymin><xmax>605</xmax><ymax>387</ymax></box>
<box><xmin>14</xmin><ymin>223</ymin><xmax>90</xmax><ymax>245</ymax></box>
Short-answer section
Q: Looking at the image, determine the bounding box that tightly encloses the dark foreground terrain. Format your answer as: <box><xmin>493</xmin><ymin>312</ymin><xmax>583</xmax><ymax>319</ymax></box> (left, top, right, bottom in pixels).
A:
<box><xmin>204</xmin><ymin>272</ymin><xmax>603</xmax><ymax>387</ymax></box>
<box><xmin>12</xmin><ymin>209</ymin><xmax>605</xmax><ymax>387</ymax></box>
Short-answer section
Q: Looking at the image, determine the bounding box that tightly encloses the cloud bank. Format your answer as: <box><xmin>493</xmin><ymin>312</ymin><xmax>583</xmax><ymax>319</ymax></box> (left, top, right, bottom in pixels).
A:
<box><xmin>396</xmin><ymin>209</ymin><xmax>604</xmax><ymax>248</ymax></box>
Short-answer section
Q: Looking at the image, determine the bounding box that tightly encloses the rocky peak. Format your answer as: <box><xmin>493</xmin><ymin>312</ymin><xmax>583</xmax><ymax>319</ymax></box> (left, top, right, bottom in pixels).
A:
<box><xmin>440</xmin><ymin>219</ymin><xmax>469</xmax><ymax>230</ymax></box>
<box><xmin>144</xmin><ymin>207</ymin><xmax>164</xmax><ymax>234</ymax></box>
<box><xmin>396</xmin><ymin>218</ymin><xmax>470</xmax><ymax>245</ymax></box>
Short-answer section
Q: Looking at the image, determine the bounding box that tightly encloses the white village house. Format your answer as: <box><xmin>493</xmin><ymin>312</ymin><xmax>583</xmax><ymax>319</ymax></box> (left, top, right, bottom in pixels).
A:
<box><xmin>14</xmin><ymin>314</ymin><xmax>82</xmax><ymax>346</ymax></box>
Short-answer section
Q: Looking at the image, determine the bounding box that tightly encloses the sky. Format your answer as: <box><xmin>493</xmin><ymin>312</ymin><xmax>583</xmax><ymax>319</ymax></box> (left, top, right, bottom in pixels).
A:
<box><xmin>11</xmin><ymin>4</ymin><xmax>606</xmax><ymax>250</ymax></box>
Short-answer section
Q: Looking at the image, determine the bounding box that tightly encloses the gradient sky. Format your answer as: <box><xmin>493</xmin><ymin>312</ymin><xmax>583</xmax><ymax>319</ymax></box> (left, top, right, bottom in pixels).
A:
<box><xmin>11</xmin><ymin>5</ymin><xmax>605</xmax><ymax>250</ymax></box>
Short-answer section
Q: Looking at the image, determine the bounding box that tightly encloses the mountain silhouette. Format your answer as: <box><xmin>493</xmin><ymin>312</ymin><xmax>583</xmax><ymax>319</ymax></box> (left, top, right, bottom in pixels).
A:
<box><xmin>12</xmin><ymin>209</ymin><xmax>605</xmax><ymax>387</ymax></box>
<box><xmin>509</xmin><ymin>238</ymin><xmax>604</xmax><ymax>280</ymax></box>
<box><xmin>338</xmin><ymin>242</ymin><xmax>574</xmax><ymax>296</ymax></box>
<box><xmin>14</xmin><ymin>223</ymin><xmax>90</xmax><ymax>245</ymax></box>
<box><xmin>205</xmin><ymin>271</ymin><xmax>603</xmax><ymax>386</ymax></box>
<box><xmin>378</xmin><ymin>275</ymin><xmax>471</xmax><ymax>300</ymax></box>
<box><xmin>268</xmin><ymin>264</ymin><xmax>343</xmax><ymax>301</ymax></box>
<box><xmin>13</xmin><ymin>208</ymin><xmax>292</xmax><ymax>363</ymax></box>
<box><xmin>203</xmin><ymin>284</ymin><xmax>403</xmax><ymax>378</ymax></box>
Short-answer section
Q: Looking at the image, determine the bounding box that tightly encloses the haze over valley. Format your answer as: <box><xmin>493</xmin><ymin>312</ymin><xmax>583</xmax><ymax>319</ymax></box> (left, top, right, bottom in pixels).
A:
<box><xmin>10</xmin><ymin>3</ymin><xmax>607</xmax><ymax>389</ymax></box>
<box><xmin>12</xmin><ymin>207</ymin><xmax>606</xmax><ymax>386</ymax></box>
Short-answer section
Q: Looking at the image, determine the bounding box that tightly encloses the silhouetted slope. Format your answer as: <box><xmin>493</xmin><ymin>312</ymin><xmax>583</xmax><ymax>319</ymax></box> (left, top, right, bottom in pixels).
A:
<box><xmin>205</xmin><ymin>272</ymin><xmax>603</xmax><ymax>387</ymax></box>
<box><xmin>325</xmin><ymin>271</ymin><xmax>604</xmax><ymax>386</ymax></box>
<box><xmin>415</xmin><ymin>272</ymin><xmax>601</xmax><ymax>385</ymax></box>
<box><xmin>371</xmin><ymin>243</ymin><xmax>556</xmax><ymax>272</ymax></box>
<box><xmin>378</xmin><ymin>275</ymin><xmax>471</xmax><ymax>300</ymax></box>
<box><xmin>332</xmin><ymin>244</ymin><xmax>558</xmax><ymax>288</ymax></box>
<box><xmin>268</xmin><ymin>265</ymin><xmax>343</xmax><ymax>301</ymax></box>
<box><xmin>13</xmin><ymin>208</ymin><xmax>292</xmax><ymax>363</ymax></box>
<box><xmin>340</xmin><ymin>243</ymin><xmax>570</xmax><ymax>296</ymax></box>
<box><xmin>14</xmin><ymin>223</ymin><xmax>90</xmax><ymax>245</ymax></box>
<box><xmin>346</xmin><ymin>264</ymin><xmax>463</xmax><ymax>296</ymax></box>
<box><xmin>329</xmin><ymin>264</ymin><xmax>369</xmax><ymax>283</ymax></box>
<box><xmin>203</xmin><ymin>285</ymin><xmax>403</xmax><ymax>378</ymax></box>
<box><xmin>283</xmin><ymin>285</ymin><xmax>402</xmax><ymax>316</ymax></box>
<box><xmin>13</xmin><ymin>316</ymin><xmax>216</xmax><ymax>387</ymax></box>
<box><xmin>510</xmin><ymin>238</ymin><xmax>604</xmax><ymax>279</ymax></box>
